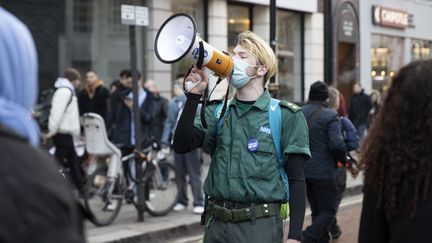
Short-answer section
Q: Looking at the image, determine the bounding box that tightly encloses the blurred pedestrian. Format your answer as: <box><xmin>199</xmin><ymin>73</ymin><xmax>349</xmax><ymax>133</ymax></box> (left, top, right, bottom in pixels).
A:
<box><xmin>337</xmin><ymin>91</ymin><xmax>347</xmax><ymax>117</ymax></box>
<box><xmin>301</xmin><ymin>81</ymin><xmax>347</xmax><ymax>243</ymax></box>
<box><xmin>174</xmin><ymin>31</ymin><xmax>310</xmax><ymax>243</ymax></box>
<box><xmin>110</xmin><ymin>80</ymin><xmax>121</xmax><ymax>94</ymax></box>
<box><xmin>44</xmin><ymin>68</ymin><xmax>84</xmax><ymax>192</ymax></box>
<box><xmin>348</xmin><ymin>82</ymin><xmax>373</xmax><ymax>143</ymax></box>
<box><xmin>111</xmin><ymin>75</ymin><xmax>155</xmax><ymax>155</ymax></box>
<box><xmin>78</xmin><ymin>70</ymin><xmax>110</xmax><ymax>122</ymax></box>
<box><xmin>108</xmin><ymin>69</ymin><xmax>132</xmax><ymax>135</ymax></box>
<box><xmin>327</xmin><ymin>87</ymin><xmax>359</xmax><ymax>239</ymax></box>
<box><xmin>161</xmin><ymin>74</ymin><xmax>204</xmax><ymax>214</ymax></box>
<box><xmin>359</xmin><ymin>60</ymin><xmax>432</xmax><ymax>243</ymax></box>
<box><xmin>145</xmin><ymin>79</ymin><xmax>168</xmax><ymax>141</ymax></box>
<box><xmin>0</xmin><ymin>7</ymin><xmax>85</xmax><ymax>243</ymax></box>
<box><xmin>368</xmin><ymin>89</ymin><xmax>381</xmax><ymax>127</ymax></box>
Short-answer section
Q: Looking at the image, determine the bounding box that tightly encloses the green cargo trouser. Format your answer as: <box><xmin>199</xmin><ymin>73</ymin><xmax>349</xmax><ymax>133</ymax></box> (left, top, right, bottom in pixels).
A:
<box><xmin>203</xmin><ymin>214</ymin><xmax>283</xmax><ymax>243</ymax></box>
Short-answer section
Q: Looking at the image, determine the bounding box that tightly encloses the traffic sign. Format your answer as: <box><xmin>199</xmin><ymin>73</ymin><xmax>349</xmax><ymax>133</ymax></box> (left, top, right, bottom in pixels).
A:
<box><xmin>135</xmin><ymin>6</ymin><xmax>149</xmax><ymax>26</ymax></box>
<box><xmin>121</xmin><ymin>4</ymin><xmax>148</xmax><ymax>26</ymax></box>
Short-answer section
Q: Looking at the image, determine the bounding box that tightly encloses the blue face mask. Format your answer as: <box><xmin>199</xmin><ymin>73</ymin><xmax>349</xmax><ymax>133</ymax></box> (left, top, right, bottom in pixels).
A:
<box><xmin>230</xmin><ymin>59</ymin><xmax>258</xmax><ymax>89</ymax></box>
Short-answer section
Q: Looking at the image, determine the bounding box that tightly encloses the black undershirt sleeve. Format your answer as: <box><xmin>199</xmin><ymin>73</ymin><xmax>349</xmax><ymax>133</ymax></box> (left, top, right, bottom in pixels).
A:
<box><xmin>172</xmin><ymin>93</ymin><xmax>204</xmax><ymax>153</ymax></box>
<box><xmin>285</xmin><ymin>154</ymin><xmax>307</xmax><ymax>241</ymax></box>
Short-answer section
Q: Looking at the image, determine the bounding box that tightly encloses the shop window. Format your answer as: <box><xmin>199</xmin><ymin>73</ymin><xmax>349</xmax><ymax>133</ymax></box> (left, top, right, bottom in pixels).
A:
<box><xmin>228</xmin><ymin>5</ymin><xmax>251</xmax><ymax>51</ymax></box>
<box><xmin>73</xmin><ymin>0</ymin><xmax>94</xmax><ymax>33</ymax></box>
<box><xmin>412</xmin><ymin>39</ymin><xmax>432</xmax><ymax>60</ymax></box>
<box><xmin>277</xmin><ymin>11</ymin><xmax>301</xmax><ymax>102</ymax></box>
<box><xmin>370</xmin><ymin>34</ymin><xmax>404</xmax><ymax>93</ymax></box>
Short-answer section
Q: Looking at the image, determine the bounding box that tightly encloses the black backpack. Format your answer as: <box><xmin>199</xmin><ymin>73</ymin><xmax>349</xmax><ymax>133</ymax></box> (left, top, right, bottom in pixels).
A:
<box><xmin>34</xmin><ymin>87</ymin><xmax>73</xmax><ymax>132</ymax></box>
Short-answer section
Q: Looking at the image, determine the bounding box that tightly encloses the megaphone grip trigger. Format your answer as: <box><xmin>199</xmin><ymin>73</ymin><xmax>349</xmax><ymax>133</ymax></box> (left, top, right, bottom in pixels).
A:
<box><xmin>196</xmin><ymin>41</ymin><xmax>205</xmax><ymax>69</ymax></box>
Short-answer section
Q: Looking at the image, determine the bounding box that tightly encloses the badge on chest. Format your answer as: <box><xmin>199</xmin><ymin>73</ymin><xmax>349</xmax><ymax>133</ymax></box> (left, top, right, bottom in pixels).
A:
<box><xmin>247</xmin><ymin>138</ymin><xmax>259</xmax><ymax>153</ymax></box>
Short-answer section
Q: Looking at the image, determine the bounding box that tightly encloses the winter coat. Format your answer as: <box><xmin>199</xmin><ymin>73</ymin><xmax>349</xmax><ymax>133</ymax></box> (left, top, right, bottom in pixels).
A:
<box><xmin>302</xmin><ymin>102</ymin><xmax>347</xmax><ymax>179</ymax></box>
<box><xmin>109</xmin><ymin>83</ymin><xmax>130</xmax><ymax>129</ymax></box>
<box><xmin>148</xmin><ymin>93</ymin><xmax>168</xmax><ymax>140</ymax></box>
<box><xmin>48</xmin><ymin>78</ymin><xmax>80</xmax><ymax>136</ymax></box>
<box><xmin>78</xmin><ymin>83</ymin><xmax>110</xmax><ymax>121</ymax></box>
<box><xmin>340</xmin><ymin>116</ymin><xmax>359</xmax><ymax>151</ymax></box>
<box><xmin>0</xmin><ymin>125</ymin><xmax>85</xmax><ymax>243</ymax></box>
<box><xmin>349</xmin><ymin>90</ymin><xmax>373</xmax><ymax>128</ymax></box>
<box><xmin>111</xmin><ymin>88</ymin><xmax>155</xmax><ymax>147</ymax></box>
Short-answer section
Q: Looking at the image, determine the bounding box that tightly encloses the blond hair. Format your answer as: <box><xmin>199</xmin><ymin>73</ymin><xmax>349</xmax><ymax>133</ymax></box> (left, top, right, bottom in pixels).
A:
<box><xmin>328</xmin><ymin>87</ymin><xmax>340</xmax><ymax>111</ymax></box>
<box><xmin>236</xmin><ymin>31</ymin><xmax>277</xmax><ymax>84</ymax></box>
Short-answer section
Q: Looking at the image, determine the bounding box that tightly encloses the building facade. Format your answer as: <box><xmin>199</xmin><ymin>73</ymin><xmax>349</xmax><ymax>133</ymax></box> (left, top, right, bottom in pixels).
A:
<box><xmin>1</xmin><ymin>0</ymin><xmax>322</xmax><ymax>103</ymax></box>
<box><xmin>330</xmin><ymin>0</ymin><xmax>432</xmax><ymax>104</ymax></box>
<box><xmin>359</xmin><ymin>0</ymin><xmax>432</xmax><ymax>95</ymax></box>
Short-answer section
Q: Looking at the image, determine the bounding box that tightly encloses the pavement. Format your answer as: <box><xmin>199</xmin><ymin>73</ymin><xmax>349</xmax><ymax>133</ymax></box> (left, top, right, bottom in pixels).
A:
<box><xmin>85</xmin><ymin>153</ymin><xmax>364</xmax><ymax>243</ymax></box>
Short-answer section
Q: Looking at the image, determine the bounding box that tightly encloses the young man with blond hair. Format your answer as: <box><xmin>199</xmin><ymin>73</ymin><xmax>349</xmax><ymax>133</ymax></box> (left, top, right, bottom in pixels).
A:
<box><xmin>173</xmin><ymin>31</ymin><xmax>310</xmax><ymax>243</ymax></box>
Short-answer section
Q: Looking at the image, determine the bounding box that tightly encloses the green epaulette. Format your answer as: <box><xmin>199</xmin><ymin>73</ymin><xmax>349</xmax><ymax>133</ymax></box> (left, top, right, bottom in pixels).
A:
<box><xmin>279</xmin><ymin>100</ymin><xmax>301</xmax><ymax>112</ymax></box>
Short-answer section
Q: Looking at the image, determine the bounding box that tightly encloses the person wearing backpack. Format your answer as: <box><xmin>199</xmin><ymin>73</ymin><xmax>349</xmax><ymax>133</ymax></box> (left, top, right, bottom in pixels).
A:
<box><xmin>301</xmin><ymin>81</ymin><xmax>347</xmax><ymax>243</ymax></box>
<box><xmin>173</xmin><ymin>31</ymin><xmax>310</xmax><ymax>243</ymax></box>
<box><xmin>327</xmin><ymin>87</ymin><xmax>360</xmax><ymax>239</ymax></box>
<box><xmin>43</xmin><ymin>68</ymin><xmax>84</xmax><ymax>192</ymax></box>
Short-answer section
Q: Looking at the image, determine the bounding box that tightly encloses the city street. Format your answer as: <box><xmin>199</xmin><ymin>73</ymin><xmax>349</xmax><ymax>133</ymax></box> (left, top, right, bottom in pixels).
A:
<box><xmin>172</xmin><ymin>195</ymin><xmax>363</xmax><ymax>243</ymax></box>
<box><xmin>86</xmin><ymin>154</ymin><xmax>364</xmax><ymax>243</ymax></box>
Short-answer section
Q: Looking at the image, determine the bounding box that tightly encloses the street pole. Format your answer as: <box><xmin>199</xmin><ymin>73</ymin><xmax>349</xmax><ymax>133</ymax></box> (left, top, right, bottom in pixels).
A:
<box><xmin>129</xmin><ymin>25</ymin><xmax>145</xmax><ymax>222</ymax></box>
<box><xmin>324</xmin><ymin>0</ymin><xmax>333</xmax><ymax>85</ymax></box>
<box><xmin>269</xmin><ymin>0</ymin><xmax>278</xmax><ymax>96</ymax></box>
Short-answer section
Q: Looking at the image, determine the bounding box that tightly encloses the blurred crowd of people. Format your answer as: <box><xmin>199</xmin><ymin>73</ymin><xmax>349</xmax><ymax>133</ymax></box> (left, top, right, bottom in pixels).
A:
<box><xmin>39</xmin><ymin>65</ymin><xmax>206</xmax><ymax>214</ymax></box>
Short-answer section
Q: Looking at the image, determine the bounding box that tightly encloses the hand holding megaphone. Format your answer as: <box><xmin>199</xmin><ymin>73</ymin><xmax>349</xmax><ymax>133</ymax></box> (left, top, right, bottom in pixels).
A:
<box><xmin>184</xmin><ymin>67</ymin><xmax>208</xmax><ymax>94</ymax></box>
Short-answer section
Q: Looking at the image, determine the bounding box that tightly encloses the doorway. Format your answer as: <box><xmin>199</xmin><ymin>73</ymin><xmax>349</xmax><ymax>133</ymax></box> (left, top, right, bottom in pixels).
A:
<box><xmin>336</xmin><ymin>42</ymin><xmax>357</xmax><ymax>108</ymax></box>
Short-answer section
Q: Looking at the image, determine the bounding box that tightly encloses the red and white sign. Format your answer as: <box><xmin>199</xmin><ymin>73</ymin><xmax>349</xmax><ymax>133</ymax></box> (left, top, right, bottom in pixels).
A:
<box><xmin>372</xmin><ymin>5</ymin><xmax>409</xmax><ymax>29</ymax></box>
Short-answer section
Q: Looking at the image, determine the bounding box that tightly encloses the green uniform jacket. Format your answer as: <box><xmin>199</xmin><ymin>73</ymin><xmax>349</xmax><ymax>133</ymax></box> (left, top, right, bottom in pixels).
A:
<box><xmin>195</xmin><ymin>90</ymin><xmax>310</xmax><ymax>203</ymax></box>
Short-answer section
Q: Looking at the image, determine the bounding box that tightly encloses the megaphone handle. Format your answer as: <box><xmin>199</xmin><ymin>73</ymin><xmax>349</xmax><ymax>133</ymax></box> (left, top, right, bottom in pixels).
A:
<box><xmin>196</xmin><ymin>41</ymin><xmax>205</xmax><ymax>69</ymax></box>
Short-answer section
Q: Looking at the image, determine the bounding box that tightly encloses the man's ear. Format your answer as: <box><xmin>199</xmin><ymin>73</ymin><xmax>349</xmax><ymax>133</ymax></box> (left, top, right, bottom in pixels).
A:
<box><xmin>257</xmin><ymin>65</ymin><xmax>268</xmax><ymax>77</ymax></box>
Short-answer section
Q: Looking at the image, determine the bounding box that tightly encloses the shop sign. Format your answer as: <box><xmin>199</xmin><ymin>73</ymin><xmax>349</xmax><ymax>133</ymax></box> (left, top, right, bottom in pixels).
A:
<box><xmin>372</xmin><ymin>5</ymin><xmax>409</xmax><ymax>29</ymax></box>
<box><xmin>338</xmin><ymin>6</ymin><xmax>358</xmax><ymax>43</ymax></box>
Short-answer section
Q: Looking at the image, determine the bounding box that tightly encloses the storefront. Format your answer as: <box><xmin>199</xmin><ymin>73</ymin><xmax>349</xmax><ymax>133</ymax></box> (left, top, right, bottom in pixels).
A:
<box><xmin>359</xmin><ymin>0</ymin><xmax>432</xmax><ymax>95</ymax></box>
<box><xmin>331</xmin><ymin>0</ymin><xmax>360</xmax><ymax>106</ymax></box>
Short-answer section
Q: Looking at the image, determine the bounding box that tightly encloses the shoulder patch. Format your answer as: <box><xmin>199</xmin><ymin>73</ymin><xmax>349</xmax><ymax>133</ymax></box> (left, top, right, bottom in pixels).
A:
<box><xmin>280</xmin><ymin>100</ymin><xmax>301</xmax><ymax>112</ymax></box>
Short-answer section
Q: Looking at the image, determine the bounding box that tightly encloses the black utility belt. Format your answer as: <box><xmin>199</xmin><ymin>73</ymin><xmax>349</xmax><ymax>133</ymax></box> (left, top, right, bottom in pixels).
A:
<box><xmin>206</xmin><ymin>200</ymin><xmax>280</xmax><ymax>223</ymax></box>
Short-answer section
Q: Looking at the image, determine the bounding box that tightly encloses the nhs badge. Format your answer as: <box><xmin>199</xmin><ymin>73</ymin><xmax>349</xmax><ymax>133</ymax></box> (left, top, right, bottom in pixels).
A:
<box><xmin>259</xmin><ymin>126</ymin><xmax>271</xmax><ymax>134</ymax></box>
<box><xmin>247</xmin><ymin>138</ymin><xmax>259</xmax><ymax>153</ymax></box>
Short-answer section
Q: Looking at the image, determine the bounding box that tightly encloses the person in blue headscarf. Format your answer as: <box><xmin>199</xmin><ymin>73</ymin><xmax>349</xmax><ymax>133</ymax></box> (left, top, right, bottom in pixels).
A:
<box><xmin>0</xmin><ymin>8</ymin><xmax>85</xmax><ymax>243</ymax></box>
<box><xmin>0</xmin><ymin>8</ymin><xmax>39</xmax><ymax>145</ymax></box>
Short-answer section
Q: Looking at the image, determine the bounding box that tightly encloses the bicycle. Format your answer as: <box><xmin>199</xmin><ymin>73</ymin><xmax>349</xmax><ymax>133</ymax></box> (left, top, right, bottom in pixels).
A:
<box><xmin>82</xmin><ymin>138</ymin><xmax>180</xmax><ymax>226</ymax></box>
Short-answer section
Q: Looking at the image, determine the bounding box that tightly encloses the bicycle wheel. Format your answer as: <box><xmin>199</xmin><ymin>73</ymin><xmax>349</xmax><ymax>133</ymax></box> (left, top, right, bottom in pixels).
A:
<box><xmin>144</xmin><ymin>161</ymin><xmax>180</xmax><ymax>216</ymax></box>
<box><xmin>83</xmin><ymin>166</ymin><xmax>123</xmax><ymax>226</ymax></box>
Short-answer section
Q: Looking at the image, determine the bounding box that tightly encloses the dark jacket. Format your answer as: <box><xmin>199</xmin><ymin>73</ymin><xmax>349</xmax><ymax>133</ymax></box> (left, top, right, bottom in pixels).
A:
<box><xmin>0</xmin><ymin>126</ymin><xmax>85</xmax><ymax>243</ymax></box>
<box><xmin>111</xmin><ymin>89</ymin><xmax>155</xmax><ymax>147</ymax></box>
<box><xmin>149</xmin><ymin>93</ymin><xmax>168</xmax><ymax>140</ymax></box>
<box><xmin>302</xmin><ymin>102</ymin><xmax>347</xmax><ymax>179</ymax></box>
<box><xmin>78</xmin><ymin>85</ymin><xmax>110</xmax><ymax>120</ymax></box>
<box><xmin>359</xmin><ymin>184</ymin><xmax>432</xmax><ymax>243</ymax></box>
<box><xmin>340</xmin><ymin>116</ymin><xmax>359</xmax><ymax>151</ymax></box>
<box><xmin>109</xmin><ymin>83</ymin><xmax>130</xmax><ymax>128</ymax></box>
<box><xmin>348</xmin><ymin>90</ymin><xmax>373</xmax><ymax>128</ymax></box>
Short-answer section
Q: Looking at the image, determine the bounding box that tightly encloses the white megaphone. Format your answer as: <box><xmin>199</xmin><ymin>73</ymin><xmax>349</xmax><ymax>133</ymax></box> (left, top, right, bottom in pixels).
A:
<box><xmin>154</xmin><ymin>13</ymin><xmax>234</xmax><ymax>78</ymax></box>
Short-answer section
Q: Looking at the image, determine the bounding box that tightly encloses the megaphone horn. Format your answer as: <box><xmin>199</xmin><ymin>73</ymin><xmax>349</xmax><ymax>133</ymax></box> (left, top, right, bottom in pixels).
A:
<box><xmin>154</xmin><ymin>13</ymin><xmax>234</xmax><ymax>77</ymax></box>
